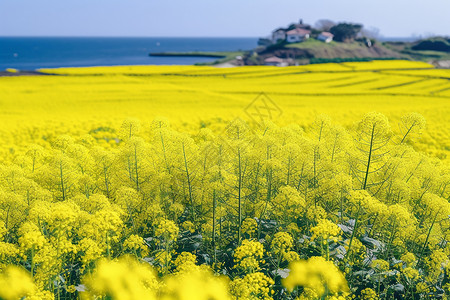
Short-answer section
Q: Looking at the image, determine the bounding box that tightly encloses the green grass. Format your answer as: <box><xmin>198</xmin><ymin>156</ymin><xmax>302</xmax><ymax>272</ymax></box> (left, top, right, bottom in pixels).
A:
<box><xmin>285</xmin><ymin>39</ymin><xmax>366</xmax><ymax>50</ymax></box>
<box><xmin>281</xmin><ymin>39</ymin><xmax>402</xmax><ymax>61</ymax></box>
<box><xmin>383</xmin><ymin>42</ymin><xmax>450</xmax><ymax>62</ymax></box>
<box><xmin>309</xmin><ymin>57</ymin><xmax>398</xmax><ymax>64</ymax></box>
<box><xmin>285</xmin><ymin>39</ymin><xmax>337</xmax><ymax>48</ymax></box>
<box><xmin>400</xmin><ymin>49</ymin><xmax>450</xmax><ymax>61</ymax></box>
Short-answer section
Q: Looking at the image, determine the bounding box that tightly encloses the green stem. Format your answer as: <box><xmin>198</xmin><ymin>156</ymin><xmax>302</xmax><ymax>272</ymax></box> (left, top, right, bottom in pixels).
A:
<box><xmin>400</xmin><ymin>122</ymin><xmax>416</xmax><ymax>144</ymax></box>
<box><xmin>59</xmin><ymin>160</ymin><xmax>66</xmax><ymax>201</ymax></box>
<box><xmin>134</xmin><ymin>144</ymin><xmax>140</xmax><ymax>191</ymax></box>
<box><xmin>417</xmin><ymin>213</ymin><xmax>438</xmax><ymax>266</ymax></box>
<box><xmin>237</xmin><ymin>148</ymin><xmax>242</xmax><ymax>244</ymax></box>
<box><xmin>363</xmin><ymin>125</ymin><xmax>375</xmax><ymax>190</ymax></box>
<box><xmin>212</xmin><ymin>190</ymin><xmax>217</xmax><ymax>266</ymax></box>
<box><xmin>385</xmin><ymin>219</ymin><xmax>397</xmax><ymax>260</ymax></box>
<box><xmin>103</xmin><ymin>164</ymin><xmax>110</xmax><ymax>198</ymax></box>
<box><xmin>30</xmin><ymin>246</ymin><xmax>35</xmax><ymax>278</ymax></box>
<box><xmin>106</xmin><ymin>232</ymin><xmax>111</xmax><ymax>259</ymax></box>
<box><xmin>343</xmin><ymin>204</ymin><xmax>361</xmax><ymax>264</ymax></box>
<box><xmin>182</xmin><ymin>143</ymin><xmax>194</xmax><ymax>221</ymax></box>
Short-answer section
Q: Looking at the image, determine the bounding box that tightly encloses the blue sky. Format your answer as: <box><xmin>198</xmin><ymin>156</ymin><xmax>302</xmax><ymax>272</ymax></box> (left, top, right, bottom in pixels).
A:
<box><xmin>1</xmin><ymin>0</ymin><xmax>449</xmax><ymax>37</ymax></box>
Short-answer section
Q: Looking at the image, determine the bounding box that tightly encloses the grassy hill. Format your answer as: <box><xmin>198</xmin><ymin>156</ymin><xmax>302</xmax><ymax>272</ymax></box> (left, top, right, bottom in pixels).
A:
<box><xmin>286</xmin><ymin>39</ymin><xmax>401</xmax><ymax>58</ymax></box>
<box><xmin>245</xmin><ymin>38</ymin><xmax>450</xmax><ymax>66</ymax></box>
<box><xmin>247</xmin><ymin>39</ymin><xmax>404</xmax><ymax>65</ymax></box>
<box><xmin>384</xmin><ymin>38</ymin><xmax>450</xmax><ymax>64</ymax></box>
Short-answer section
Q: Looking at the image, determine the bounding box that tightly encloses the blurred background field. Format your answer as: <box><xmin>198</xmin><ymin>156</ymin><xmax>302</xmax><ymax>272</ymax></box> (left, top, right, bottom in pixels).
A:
<box><xmin>0</xmin><ymin>60</ymin><xmax>449</xmax><ymax>160</ymax></box>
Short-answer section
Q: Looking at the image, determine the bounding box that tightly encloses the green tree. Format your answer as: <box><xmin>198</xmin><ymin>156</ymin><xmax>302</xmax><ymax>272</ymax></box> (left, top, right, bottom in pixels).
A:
<box><xmin>330</xmin><ymin>23</ymin><xmax>363</xmax><ymax>42</ymax></box>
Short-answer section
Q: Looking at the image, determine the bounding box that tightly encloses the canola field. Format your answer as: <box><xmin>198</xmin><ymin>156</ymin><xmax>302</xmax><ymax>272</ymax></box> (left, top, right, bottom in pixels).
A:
<box><xmin>0</xmin><ymin>60</ymin><xmax>449</xmax><ymax>299</ymax></box>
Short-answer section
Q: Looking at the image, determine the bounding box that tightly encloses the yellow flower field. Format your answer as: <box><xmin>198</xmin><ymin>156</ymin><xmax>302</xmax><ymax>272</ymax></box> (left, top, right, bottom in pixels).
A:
<box><xmin>0</xmin><ymin>60</ymin><xmax>449</xmax><ymax>162</ymax></box>
<box><xmin>0</xmin><ymin>60</ymin><xmax>449</xmax><ymax>300</ymax></box>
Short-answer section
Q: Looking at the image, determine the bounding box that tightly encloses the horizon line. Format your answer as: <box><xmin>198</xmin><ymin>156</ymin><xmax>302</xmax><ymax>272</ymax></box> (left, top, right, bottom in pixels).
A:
<box><xmin>0</xmin><ymin>35</ymin><xmax>260</xmax><ymax>38</ymax></box>
<box><xmin>0</xmin><ymin>34</ymin><xmax>433</xmax><ymax>39</ymax></box>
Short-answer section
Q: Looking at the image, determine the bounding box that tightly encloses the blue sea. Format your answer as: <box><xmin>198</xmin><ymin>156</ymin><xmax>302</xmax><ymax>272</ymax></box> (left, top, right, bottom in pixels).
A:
<box><xmin>0</xmin><ymin>37</ymin><xmax>258</xmax><ymax>70</ymax></box>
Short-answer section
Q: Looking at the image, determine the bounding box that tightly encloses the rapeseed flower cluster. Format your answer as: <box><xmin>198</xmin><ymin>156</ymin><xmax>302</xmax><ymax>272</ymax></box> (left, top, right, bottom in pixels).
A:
<box><xmin>360</xmin><ymin>288</ymin><xmax>379</xmax><ymax>300</ymax></box>
<box><xmin>241</xmin><ymin>218</ymin><xmax>258</xmax><ymax>237</ymax></box>
<box><xmin>0</xmin><ymin>266</ymin><xmax>35</xmax><ymax>300</ymax></box>
<box><xmin>271</xmin><ymin>232</ymin><xmax>294</xmax><ymax>255</ymax></box>
<box><xmin>155</xmin><ymin>219</ymin><xmax>179</xmax><ymax>242</ymax></box>
<box><xmin>0</xmin><ymin>111</ymin><xmax>448</xmax><ymax>299</ymax></box>
<box><xmin>82</xmin><ymin>256</ymin><xmax>159</xmax><ymax>300</ymax></box>
<box><xmin>311</xmin><ymin>219</ymin><xmax>342</xmax><ymax>243</ymax></box>
<box><xmin>230</xmin><ymin>272</ymin><xmax>274</xmax><ymax>300</ymax></box>
<box><xmin>234</xmin><ymin>239</ymin><xmax>264</xmax><ymax>272</ymax></box>
<box><xmin>283</xmin><ymin>256</ymin><xmax>349</xmax><ymax>298</ymax></box>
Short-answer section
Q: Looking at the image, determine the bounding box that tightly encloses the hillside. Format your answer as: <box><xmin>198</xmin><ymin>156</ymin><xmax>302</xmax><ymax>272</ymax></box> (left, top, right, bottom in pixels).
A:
<box><xmin>147</xmin><ymin>37</ymin><xmax>449</xmax><ymax>67</ymax></box>
<box><xmin>245</xmin><ymin>39</ymin><xmax>404</xmax><ymax>65</ymax></box>
<box><xmin>384</xmin><ymin>38</ymin><xmax>450</xmax><ymax>67</ymax></box>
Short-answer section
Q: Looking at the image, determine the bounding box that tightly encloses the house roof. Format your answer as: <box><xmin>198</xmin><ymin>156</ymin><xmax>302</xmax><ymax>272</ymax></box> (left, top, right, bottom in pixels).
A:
<box><xmin>264</xmin><ymin>56</ymin><xmax>285</xmax><ymax>63</ymax></box>
<box><xmin>294</xmin><ymin>24</ymin><xmax>311</xmax><ymax>30</ymax></box>
<box><xmin>319</xmin><ymin>32</ymin><xmax>334</xmax><ymax>37</ymax></box>
<box><xmin>286</xmin><ymin>28</ymin><xmax>311</xmax><ymax>36</ymax></box>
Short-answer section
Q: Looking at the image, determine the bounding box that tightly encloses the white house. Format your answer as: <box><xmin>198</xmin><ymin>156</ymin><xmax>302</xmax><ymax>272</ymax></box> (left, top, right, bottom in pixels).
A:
<box><xmin>317</xmin><ymin>32</ymin><xmax>334</xmax><ymax>43</ymax></box>
<box><xmin>286</xmin><ymin>28</ymin><xmax>310</xmax><ymax>43</ymax></box>
<box><xmin>272</xmin><ymin>28</ymin><xmax>286</xmax><ymax>43</ymax></box>
<box><xmin>264</xmin><ymin>56</ymin><xmax>288</xmax><ymax>67</ymax></box>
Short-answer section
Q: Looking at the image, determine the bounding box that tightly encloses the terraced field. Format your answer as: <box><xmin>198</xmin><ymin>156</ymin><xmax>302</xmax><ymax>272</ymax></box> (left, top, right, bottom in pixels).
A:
<box><xmin>1</xmin><ymin>60</ymin><xmax>448</xmax><ymax>160</ymax></box>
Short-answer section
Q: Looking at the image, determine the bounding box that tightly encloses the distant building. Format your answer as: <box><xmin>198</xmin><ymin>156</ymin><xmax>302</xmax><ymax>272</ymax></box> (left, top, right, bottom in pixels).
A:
<box><xmin>286</xmin><ymin>28</ymin><xmax>311</xmax><ymax>43</ymax></box>
<box><xmin>294</xmin><ymin>19</ymin><xmax>311</xmax><ymax>30</ymax></box>
<box><xmin>272</xmin><ymin>28</ymin><xmax>286</xmax><ymax>43</ymax></box>
<box><xmin>317</xmin><ymin>32</ymin><xmax>334</xmax><ymax>43</ymax></box>
<box><xmin>264</xmin><ymin>56</ymin><xmax>288</xmax><ymax>67</ymax></box>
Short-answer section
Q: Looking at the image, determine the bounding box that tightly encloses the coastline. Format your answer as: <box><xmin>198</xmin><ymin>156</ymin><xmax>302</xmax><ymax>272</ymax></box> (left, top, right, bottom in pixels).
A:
<box><xmin>150</xmin><ymin>50</ymin><xmax>244</xmax><ymax>66</ymax></box>
<box><xmin>0</xmin><ymin>61</ymin><xmax>240</xmax><ymax>77</ymax></box>
<box><xmin>149</xmin><ymin>52</ymin><xmax>227</xmax><ymax>58</ymax></box>
<box><xmin>0</xmin><ymin>51</ymin><xmax>244</xmax><ymax>76</ymax></box>
<box><xmin>0</xmin><ymin>70</ymin><xmax>56</xmax><ymax>77</ymax></box>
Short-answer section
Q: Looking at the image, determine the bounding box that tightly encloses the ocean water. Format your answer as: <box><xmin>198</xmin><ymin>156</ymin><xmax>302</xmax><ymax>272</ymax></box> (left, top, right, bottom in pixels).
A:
<box><xmin>0</xmin><ymin>37</ymin><xmax>258</xmax><ymax>70</ymax></box>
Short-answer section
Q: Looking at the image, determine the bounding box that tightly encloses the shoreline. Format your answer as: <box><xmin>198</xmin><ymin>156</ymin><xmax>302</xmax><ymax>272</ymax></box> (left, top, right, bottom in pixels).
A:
<box><xmin>150</xmin><ymin>50</ymin><xmax>244</xmax><ymax>66</ymax></box>
<box><xmin>0</xmin><ymin>70</ymin><xmax>56</xmax><ymax>77</ymax></box>
<box><xmin>149</xmin><ymin>51</ymin><xmax>227</xmax><ymax>58</ymax></box>
<box><xmin>1</xmin><ymin>51</ymin><xmax>245</xmax><ymax>76</ymax></box>
<box><xmin>0</xmin><ymin>61</ymin><xmax>241</xmax><ymax>77</ymax></box>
